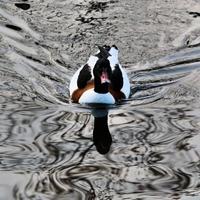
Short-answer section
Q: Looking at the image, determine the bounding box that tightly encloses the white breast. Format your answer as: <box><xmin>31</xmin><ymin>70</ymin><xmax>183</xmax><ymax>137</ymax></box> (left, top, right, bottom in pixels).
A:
<box><xmin>79</xmin><ymin>89</ymin><xmax>115</xmax><ymax>104</ymax></box>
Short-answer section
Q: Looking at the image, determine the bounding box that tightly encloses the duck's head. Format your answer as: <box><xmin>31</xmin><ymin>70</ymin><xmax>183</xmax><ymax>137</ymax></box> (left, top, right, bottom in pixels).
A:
<box><xmin>93</xmin><ymin>47</ymin><xmax>112</xmax><ymax>94</ymax></box>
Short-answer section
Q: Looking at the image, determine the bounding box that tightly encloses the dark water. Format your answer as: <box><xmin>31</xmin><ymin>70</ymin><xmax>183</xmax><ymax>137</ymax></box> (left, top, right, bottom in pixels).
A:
<box><xmin>1</xmin><ymin>1</ymin><xmax>200</xmax><ymax>200</ymax></box>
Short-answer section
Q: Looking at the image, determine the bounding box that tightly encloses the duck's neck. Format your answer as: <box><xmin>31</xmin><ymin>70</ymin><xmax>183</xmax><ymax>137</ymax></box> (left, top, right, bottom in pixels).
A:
<box><xmin>94</xmin><ymin>79</ymin><xmax>109</xmax><ymax>94</ymax></box>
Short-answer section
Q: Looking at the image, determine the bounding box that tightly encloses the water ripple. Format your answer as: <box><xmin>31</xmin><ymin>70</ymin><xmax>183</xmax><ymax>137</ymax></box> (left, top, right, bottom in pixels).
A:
<box><xmin>1</xmin><ymin>1</ymin><xmax>200</xmax><ymax>199</ymax></box>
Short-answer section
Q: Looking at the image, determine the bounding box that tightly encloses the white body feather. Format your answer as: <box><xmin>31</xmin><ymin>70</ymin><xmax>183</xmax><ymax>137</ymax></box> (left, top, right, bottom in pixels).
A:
<box><xmin>79</xmin><ymin>89</ymin><xmax>115</xmax><ymax>104</ymax></box>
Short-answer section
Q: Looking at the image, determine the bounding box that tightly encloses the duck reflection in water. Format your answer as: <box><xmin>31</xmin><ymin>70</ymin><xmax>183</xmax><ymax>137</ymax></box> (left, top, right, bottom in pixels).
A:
<box><xmin>91</xmin><ymin>108</ymin><xmax>112</xmax><ymax>154</ymax></box>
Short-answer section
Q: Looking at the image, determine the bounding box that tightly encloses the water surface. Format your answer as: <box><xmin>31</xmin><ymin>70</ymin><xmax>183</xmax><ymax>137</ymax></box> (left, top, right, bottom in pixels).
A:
<box><xmin>1</xmin><ymin>1</ymin><xmax>200</xmax><ymax>200</ymax></box>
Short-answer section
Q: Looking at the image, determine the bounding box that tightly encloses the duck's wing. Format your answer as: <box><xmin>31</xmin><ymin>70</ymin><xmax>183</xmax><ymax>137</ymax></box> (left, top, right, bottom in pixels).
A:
<box><xmin>77</xmin><ymin>64</ymin><xmax>92</xmax><ymax>88</ymax></box>
<box><xmin>108</xmin><ymin>46</ymin><xmax>131</xmax><ymax>99</ymax></box>
<box><xmin>69</xmin><ymin>64</ymin><xmax>92</xmax><ymax>95</ymax></box>
<box><xmin>69</xmin><ymin>55</ymin><xmax>98</xmax><ymax>96</ymax></box>
<box><xmin>111</xmin><ymin>64</ymin><xmax>123</xmax><ymax>91</ymax></box>
<box><xmin>108</xmin><ymin>45</ymin><xmax>119</xmax><ymax>68</ymax></box>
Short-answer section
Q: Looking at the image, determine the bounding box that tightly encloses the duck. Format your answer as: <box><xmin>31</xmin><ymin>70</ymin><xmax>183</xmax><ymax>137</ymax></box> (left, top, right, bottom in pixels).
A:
<box><xmin>69</xmin><ymin>45</ymin><xmax>130</xmax><ymax>104</ymax></box>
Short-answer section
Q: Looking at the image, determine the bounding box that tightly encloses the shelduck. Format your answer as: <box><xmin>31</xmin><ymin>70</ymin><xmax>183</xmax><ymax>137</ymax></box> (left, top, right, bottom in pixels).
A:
<box><xmin>69</xmin><ymin>45</ymin><xmax>130</xmax><ymax>104</ymax></box>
